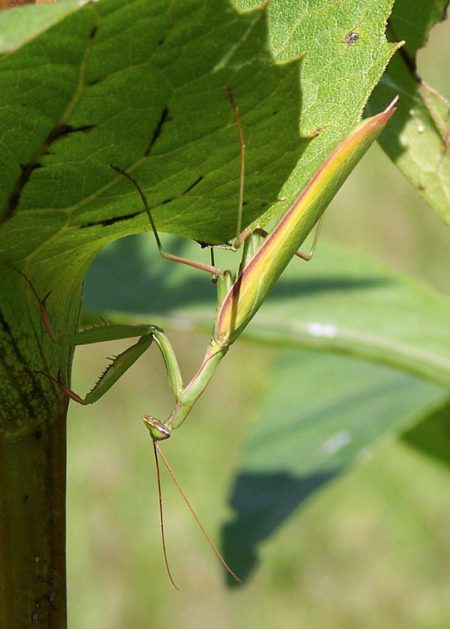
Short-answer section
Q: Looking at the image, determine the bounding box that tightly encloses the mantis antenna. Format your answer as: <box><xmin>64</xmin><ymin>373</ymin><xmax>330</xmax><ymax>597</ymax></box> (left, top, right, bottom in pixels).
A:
<box><xmin>144</xmin><ymin>416</ymin><xmax>241</xmax><ymax>587</ymax></box>
<box><xmin>151</xmin><ymin>438</ymin><xmax>180</xmax><ymax>590</ymax></box>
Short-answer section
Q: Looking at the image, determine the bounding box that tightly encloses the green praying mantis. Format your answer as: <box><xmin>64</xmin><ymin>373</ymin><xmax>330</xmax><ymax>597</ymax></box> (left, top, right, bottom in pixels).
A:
<box><xmin>21</xmin><ymin>89</ymin><xmax>397</xmax><ymax>588</ymax></box>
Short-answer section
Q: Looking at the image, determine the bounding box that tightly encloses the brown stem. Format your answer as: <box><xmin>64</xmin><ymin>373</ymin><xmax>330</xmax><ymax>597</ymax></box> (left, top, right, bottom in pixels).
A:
<box><xmin>0</xmin><ymin>408</ymin><xmax>67</xmax><ymax>627</ymax></box>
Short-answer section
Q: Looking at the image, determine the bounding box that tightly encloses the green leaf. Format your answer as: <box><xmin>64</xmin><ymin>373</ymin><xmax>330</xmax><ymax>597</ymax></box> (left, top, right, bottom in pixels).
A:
<box><xmin>221</xmin><ymin>349</ymin><xmax>448</xmax><ymax>582</ymax></box>
<box><xmin>388</xmin><ymin>0</ymin><xmax>449</xmax><ymax>58</ymax></box>
<box><xmin>84</xmin><ymin>235</ymin><xmax>450</xmax><ymax>388</ymax></box>
<box><xmin>369</xmin><ymin>0</ymin><xmax>450</xmax><ymax>224</ymax></box>
<box><xmin>233</xmin><ymin>0</ymin><xmax>400</xmax><ymax>225</ymax></box>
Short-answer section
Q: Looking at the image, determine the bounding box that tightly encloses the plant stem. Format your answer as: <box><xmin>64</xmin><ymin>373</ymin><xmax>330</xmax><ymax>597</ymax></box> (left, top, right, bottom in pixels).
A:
<box><xmin>0</xmin><ymin>409</ymin><xmax>68</xmax><ymax>627</ymax></box>
<box><xmin>0</xmin><ymin>265</ymin><xmax>81</xmax><ymax>627</ymax></box>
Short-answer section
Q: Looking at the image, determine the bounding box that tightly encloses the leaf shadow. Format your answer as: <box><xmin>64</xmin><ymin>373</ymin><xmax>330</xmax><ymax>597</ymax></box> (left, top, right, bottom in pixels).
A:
<box><xmin>84</xmin><ymin>235</ymin><xmax>215</xmax><ymax>314</ymax></box>
<box><xmin>84</xmin><ymin>234</ymin><xmax>392</xmax><ymax>316</ymax></box>
<box><xmin>221</xmin><ymin>469</ymin><xmax>338</xmax><ymax>586</ymax></box>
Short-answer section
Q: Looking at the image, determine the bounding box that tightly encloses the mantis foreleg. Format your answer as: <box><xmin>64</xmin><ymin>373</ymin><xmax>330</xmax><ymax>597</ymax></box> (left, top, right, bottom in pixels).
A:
<box><xmin>17</xmin><ymin>268</ymin><xmax>184</xmax><ymax>404</ymax></box>
<box><xmin>40</xmin><ymin>324</ymin><xmax>184</xmax><ymax>405</ymax></box>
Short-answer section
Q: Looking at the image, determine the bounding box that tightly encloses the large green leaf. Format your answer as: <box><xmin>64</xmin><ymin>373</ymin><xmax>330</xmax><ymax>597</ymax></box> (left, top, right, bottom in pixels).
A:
<box><xmin>369</xmin><ymin>0</ymin><xmax>450</xmax><ymax>224</ymax></box>
<box><xmin>84</xmin><ymin>234</ymin><xmax>450</xmax><ymax>388</ymax></box>
<box><xmin>0</xmin><ymin>0</ymin><xmax>402</xmax><ymax>269</ymax></box>
<box><xmin>0</xmin><ymin>0</ymin><xmax>305</xmax><ymax>268</ymax></box>
<box><xmin>221</xmin><ymin>349</ymin><xmax>448</xmax><ymax>582</ymax></box>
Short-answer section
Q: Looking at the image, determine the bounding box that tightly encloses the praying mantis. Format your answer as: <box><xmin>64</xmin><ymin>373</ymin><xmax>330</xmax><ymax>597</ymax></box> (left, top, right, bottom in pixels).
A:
<box><xmin>21</xmin><ymin>89</ymin><xmax>397</xmax><ymax>587</ymax></box>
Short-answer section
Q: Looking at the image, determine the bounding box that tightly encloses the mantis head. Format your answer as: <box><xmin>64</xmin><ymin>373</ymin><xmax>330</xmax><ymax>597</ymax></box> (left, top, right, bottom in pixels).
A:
<box><xmin>142</xmin><ymin>415</ymin><xmax>171</xmax><ymax>441</ymax></box>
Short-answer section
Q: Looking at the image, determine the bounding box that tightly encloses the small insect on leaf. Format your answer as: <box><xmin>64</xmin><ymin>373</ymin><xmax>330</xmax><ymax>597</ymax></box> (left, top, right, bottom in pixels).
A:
<box><xmin>345</xmin><ymin>31</ymin><xmax>359</xmax><ymax>45</ymax></box>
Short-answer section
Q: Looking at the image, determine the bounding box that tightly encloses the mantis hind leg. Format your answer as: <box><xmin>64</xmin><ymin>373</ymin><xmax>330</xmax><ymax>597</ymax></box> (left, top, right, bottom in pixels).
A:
<box><xmin>234</xmin><ymin>214</ymin><xmax>324</xmax><ymax>264</ymax></box>
<box><xmin>110</xmin><ymin>165</ymin><xmax>224</xmax><ymax>279</ymax></box>
<box><xmin>295</xmin><ymin>215</ymin><xmax>324</xmax><ymax>261</ymax></box>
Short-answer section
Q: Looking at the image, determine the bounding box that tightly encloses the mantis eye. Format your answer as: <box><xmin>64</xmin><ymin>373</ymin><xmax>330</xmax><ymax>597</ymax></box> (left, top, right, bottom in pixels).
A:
<box><xmin>142</xmin><ymin>415</ymin><xmax>171</xmax><ymax>441</ymax></box>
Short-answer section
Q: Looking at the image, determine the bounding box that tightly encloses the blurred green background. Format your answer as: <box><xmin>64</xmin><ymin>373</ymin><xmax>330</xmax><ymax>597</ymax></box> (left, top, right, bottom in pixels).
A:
<box><xmin>67</xmin><ymin>19</ymin><xmax>449</xmax><ymax>629</ymax></box>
